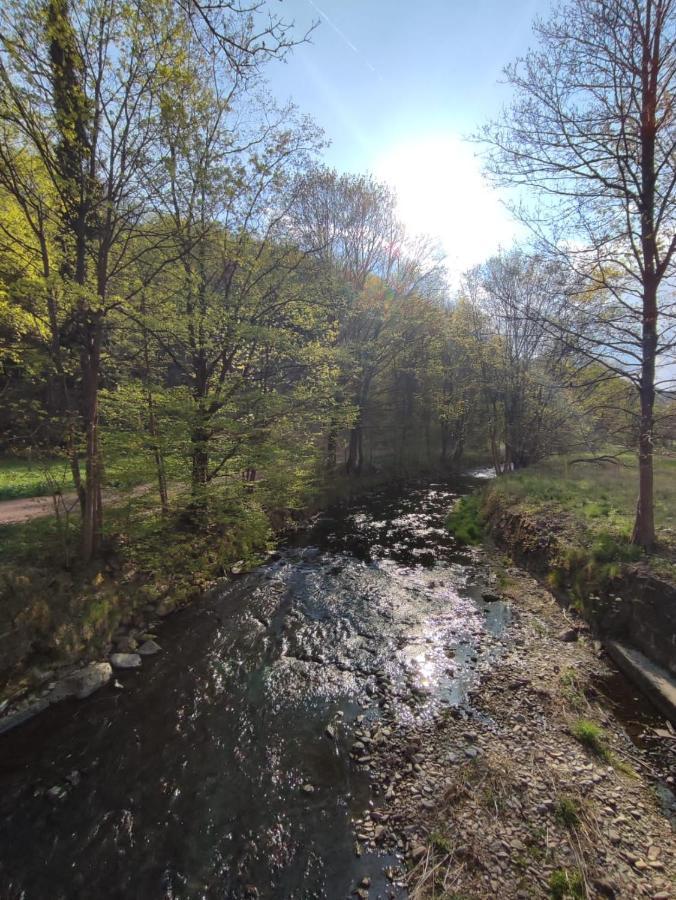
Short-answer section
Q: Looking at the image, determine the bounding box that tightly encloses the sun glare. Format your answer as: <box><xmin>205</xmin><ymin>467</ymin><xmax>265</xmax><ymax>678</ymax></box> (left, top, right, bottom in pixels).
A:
<box><xmin>374</xmin><ymin>135</ymin><xmax>522</xmax><ymax>284</ymax></box>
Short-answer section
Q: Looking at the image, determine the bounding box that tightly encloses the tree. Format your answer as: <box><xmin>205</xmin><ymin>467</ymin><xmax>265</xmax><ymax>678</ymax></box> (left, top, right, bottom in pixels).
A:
<box><xmin>290</xmin><ymin>167</ymin><xmax>446</xmax><ymax>473</ymax></box>
<box><xmin>481</xmin><ymin>0</ymin><xmax>676</xmax><ymax>548</ymax></box>
<box><xmin>0</xmin><ymin>0</ymin><xmax>304</xmax><ymax>559</ymax></box>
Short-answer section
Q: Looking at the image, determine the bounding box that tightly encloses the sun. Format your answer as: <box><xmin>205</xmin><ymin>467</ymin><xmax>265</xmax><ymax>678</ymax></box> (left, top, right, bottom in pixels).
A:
<box><xmin>374</xmin><ymin>134</ymin><xmax>522</xmax><ymax>285</ymax></box>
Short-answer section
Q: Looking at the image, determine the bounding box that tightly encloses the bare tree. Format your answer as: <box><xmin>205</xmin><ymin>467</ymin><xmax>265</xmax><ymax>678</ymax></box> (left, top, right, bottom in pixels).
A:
<box><xmin>480</xmin><ymin>0</ymin><xmax>676</xmax><ymax>548</ymax></box>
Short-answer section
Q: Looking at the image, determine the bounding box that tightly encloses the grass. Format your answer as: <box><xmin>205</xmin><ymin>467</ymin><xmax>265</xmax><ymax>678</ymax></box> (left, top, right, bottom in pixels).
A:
<box><xmin>0</xmin><ymin>452</ymin><xmax>169</xmax><ymax>502</ymax></box>
<box><xmin>0</xmin><ymin>457</ymin><xmax>76</xmax><ymax>501</ymax></box>
<box><xmin>548</xmin><ymin>867</ymin><xmax>585</xmax><ymax>899</ymax></box>
<box><xmin>446</xmin><ymin>494</ymin><xmax>484</xmax><ymax>544</ymax></box>
<box><xmin>570</xmin><ymin>719</ymin><xmax>610</xmax><ymax>760</ymax></box>
<box><xmin>554</xmin><ymin>796</ymin><xmax>581</xmax><ymax>828</ymax></box>
<box><xmin>483</xmin><ymin>451</ymin><xmax>676</xmax><ymax>583</ymax></box>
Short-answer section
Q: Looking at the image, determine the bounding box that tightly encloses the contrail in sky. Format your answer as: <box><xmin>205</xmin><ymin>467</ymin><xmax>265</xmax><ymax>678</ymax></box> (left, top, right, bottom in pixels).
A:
<box><xmin>306</xmin><ymin>0</ymin><xmax>381</xmax><ymax>77</ymax></box>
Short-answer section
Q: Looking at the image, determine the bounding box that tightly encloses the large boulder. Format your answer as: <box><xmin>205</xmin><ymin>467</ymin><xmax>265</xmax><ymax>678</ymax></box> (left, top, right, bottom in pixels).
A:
<box><xmin>62</xmin><ymin>661</ymin><xmax>113</xmax><ymax>698</ymax></box>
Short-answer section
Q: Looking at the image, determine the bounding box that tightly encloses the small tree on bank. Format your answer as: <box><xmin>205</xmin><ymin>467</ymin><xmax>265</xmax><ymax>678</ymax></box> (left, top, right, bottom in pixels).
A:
<box><xmin>481</xmin><ymin>0</ymin><xmax>676</xmax><ymax>549</ymax></box>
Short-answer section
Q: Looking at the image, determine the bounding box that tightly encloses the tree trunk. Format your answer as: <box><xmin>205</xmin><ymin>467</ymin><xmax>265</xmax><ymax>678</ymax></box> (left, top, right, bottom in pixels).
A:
<box><xmin>631</xmin><ymin>14</ymin><xmax>659</xmax><ymax>551</ymax></box>
<box><xmin>631</xmin><ymin>280</ymin><xmax>658</xmax><ymax>549</ymax></box>
<box><xmin>80</xmin><ymin>321</ymin><xmax>102</xmax><ymax>562</ymax></box>
<box><xmin>326</xmin><ymin>422</ymin><xmax>337</xmax><ymax>468</ymax></box>
<box><xmin>440</xmin><ymin>421</ymin><xmax>449</xmax><ymax>465</ymax></box>
<box><xmin>147</xmin><ymin>391</ymin><xmax>169</xmax><ymax>516</ymax></box>
<box><xmin>346</xmin><ymin>420</ymin><xmax>362</xmax><ymax>475</ymax></box>
<box><xmin>191</xmin><ymin>424</ymin><xmax>209</xmax><ymax>494</ymax></box>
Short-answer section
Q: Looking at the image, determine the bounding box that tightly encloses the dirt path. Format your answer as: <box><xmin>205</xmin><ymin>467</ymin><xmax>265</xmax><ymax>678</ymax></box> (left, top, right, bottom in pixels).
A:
<box><xmin>0</xmin><ymin>493</ymin><xmax>81</xmax><ymax>526</ymax></box>
<box><xmin>0</xmin><ymin>483</ymin><xmax>158</xmax><ymax>526</ymax></box>
<box><xmin>352</xmin><ymin>552</ymin><xmax>675</xmax><ymax>899</ymax></box>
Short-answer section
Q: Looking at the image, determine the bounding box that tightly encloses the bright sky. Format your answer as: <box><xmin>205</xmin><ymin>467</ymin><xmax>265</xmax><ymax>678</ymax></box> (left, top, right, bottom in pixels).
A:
<box><xmin>271</xmin><ymin>0</ymin><xmax>554</xmax><ymax>283</ymax></box>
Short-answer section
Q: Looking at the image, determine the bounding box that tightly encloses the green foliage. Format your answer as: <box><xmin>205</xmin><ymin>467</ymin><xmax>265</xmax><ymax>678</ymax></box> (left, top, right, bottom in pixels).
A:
<box><xmin>548</xmin><ymin>868</ymin><xmax>585</xmax><ymax>899</ymax></box>
<box><xmin>554</xmin><ymin>796</ymin><xmax>581</xmax><ymax>828</ymax></box>
<box><xmin>429</xmin><ymin>830</ymin><xmax>452</xmax><ymax>854</ymax></box>
<box><xmin>446</xmin><ymin>494</ymin><xmax>484</xmax><ymax>544</ymax></box>
<box><xmin>570</xmin><ymin>719</ymin><xmax>610</xmax><ymax>760</ymax></box>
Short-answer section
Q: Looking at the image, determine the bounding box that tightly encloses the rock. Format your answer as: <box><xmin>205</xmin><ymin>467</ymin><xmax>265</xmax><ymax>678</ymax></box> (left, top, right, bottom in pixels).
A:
<box><xmin>557</xmin><ymin>627</ymin><xmax>579</xmax><ymax>642</ymax></box>
<box><xmin>360</xmin><ymin>877</ymin><xmax>371</xmax><ymax>888</ymax></box>
<box><xmin>593</xmin><ymin>878</ymin><xmax>618</xmax><ymax>898</ymax></box>
<box><xmin>46</xmin><ymin>785</ymin><xmax>67</xmax><ymax>802</ymax></box>
<box><xmin>137</xmin><ymin>640</ymin><xmax>161</xmax><ymax>656</ymax></box>
<box><xmin>302</xmin><ymin>784</ymin><xmax>315</xmax><ymax>794</ymax></box>
<box><xmin>110</xmin><ymin>653</ymin><xmax>142</xmax><ymax>669</ymax></box>
<box><xmin>115</xmin><ymin>636</ymin><xmax>138</xmax><ymax>653</ymax></box>
<box><xmin>410</xmin><ymin>845</ymin><xmax>427</xmax><ymax>862</ymax></box>
<box><xmin>325</xmin><ymin>724</ymin><xmax>336</xmax><ymax>739</ymax></box>
<box><xmin>62</xmin><ymin>662</ymin><xmax>112</xmax><ymax>699</ymax></box>
<box><xmin>0</xmin><ymin>700</ymin><xmax>49</xmax><ymax>735</ymax></box>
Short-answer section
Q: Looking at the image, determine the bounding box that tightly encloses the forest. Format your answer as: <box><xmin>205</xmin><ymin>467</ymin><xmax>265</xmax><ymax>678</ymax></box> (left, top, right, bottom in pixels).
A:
<box><xmin>1</xmin><ymin>0</ymin><xmax>674</xmax><ymax>566</ymax></box>
<box><xmin>0</xmin><ymin>1</ymin><xmax>675</xmax><ymax>898</ymax></box>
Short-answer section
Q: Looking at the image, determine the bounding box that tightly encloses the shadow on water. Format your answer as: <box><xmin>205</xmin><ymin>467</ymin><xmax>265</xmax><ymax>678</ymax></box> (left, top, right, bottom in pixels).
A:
<box><xmin>0</xmin><ymin>479</ymin><xmax>510</xmax><ymax>899</ymax></box>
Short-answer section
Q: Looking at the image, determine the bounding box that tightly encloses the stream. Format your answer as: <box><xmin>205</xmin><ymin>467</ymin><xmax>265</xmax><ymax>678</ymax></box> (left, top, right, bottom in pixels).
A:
<box><xmin>0</xmin><ymin>478</ymin><xmax>513</xmax><ymax>899</ymax></box>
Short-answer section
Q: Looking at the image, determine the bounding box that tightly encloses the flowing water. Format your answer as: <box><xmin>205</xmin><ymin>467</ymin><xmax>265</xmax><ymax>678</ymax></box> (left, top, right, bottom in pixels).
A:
<box><xmin>1</xmin><ymin>479</ymin><xmax>510</xmax><ymax>899</ymax></box>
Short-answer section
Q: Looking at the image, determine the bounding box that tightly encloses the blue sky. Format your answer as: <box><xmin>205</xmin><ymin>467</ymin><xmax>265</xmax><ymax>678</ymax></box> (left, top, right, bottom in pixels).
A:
<box><xmin>269</xmin><ymin>0</ymin><xmax>554</xmax><ymax>281</ymax></box>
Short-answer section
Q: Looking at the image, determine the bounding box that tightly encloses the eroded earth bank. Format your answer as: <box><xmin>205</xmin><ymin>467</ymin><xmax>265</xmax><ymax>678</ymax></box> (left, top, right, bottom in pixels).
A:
<box><xmin>0</xmin><ymin>480</ymin><xmax>674</xmax><ymax>899</ymax></box>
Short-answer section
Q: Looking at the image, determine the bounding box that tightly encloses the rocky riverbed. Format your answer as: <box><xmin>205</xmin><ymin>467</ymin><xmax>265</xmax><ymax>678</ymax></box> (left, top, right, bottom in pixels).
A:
<box><xmin>346</xmin><ymin>555</ymin><xmax>676</xmax><ymax>899</ymax></box>
<box><xmin>0</xmin><ymin>480</ymin><xmax>673</xmax><ymax>899</ymax></box>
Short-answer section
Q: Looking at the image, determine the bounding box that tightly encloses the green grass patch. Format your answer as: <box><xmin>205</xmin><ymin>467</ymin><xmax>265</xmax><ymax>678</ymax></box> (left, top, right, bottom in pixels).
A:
<box><xmin>446</xmin><ymin>494</ymin><xmax>484</xmax><ymax>544</ymax></box>
<box><xmin>570</xmin><ymin>719</ymin><xmax>610</xmax><ymax>760</ymax></box>
<box><xmin>554</xmin><ymin>796</ymin><xmax>581</xmax><ymax>828</ymax></box>
<box><xmin>483</xmin><ymin>451</ymin><xmax>676</xmax><ymax>586</ymax></box>
<box><xmin>0</xmin><ymin>457</ymin><xmax>75</xmax><ymax>501</ymax></box>
<box><xmin>548</xmin><ymin>868</ymin><xmax>585</xmax><ymax>899</ymax></box>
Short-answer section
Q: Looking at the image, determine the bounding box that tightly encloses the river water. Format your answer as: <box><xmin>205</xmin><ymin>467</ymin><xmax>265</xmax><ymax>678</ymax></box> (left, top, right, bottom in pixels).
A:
<box><xmin>0</xmin><ymin>479</ymin><xmax>511</xmax><ymax>899</ymax></box>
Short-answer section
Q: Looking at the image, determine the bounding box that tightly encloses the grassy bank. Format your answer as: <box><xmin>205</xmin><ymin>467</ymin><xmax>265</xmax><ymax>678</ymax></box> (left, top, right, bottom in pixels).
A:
<box><xmin>448</xmin><ymin>454</ymin><xmax>676</xmax><ymax>600</ymax></box>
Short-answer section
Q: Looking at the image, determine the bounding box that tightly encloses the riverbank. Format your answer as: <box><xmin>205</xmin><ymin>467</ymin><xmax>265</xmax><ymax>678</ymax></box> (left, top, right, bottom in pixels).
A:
<box><xmin>353</xmin><ymin>550</ymin><xmax>676</xmax><ymax>899</ymax></box>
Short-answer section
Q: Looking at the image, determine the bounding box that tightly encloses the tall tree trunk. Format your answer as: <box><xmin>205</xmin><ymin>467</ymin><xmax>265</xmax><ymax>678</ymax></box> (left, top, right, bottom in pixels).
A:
<box><xmin>80</xmin><ymin>320</ymin><xmax>102</xmax><ymax>562</ymax></box>
<box><xmin>191</xmin><ymin>422</ymin><xmax>209</xmax><ymax>494</ymax></box>
<box><xmin>147</xmin><ymin>391</ymin><xmax>169</xmax><ymax>516</ymax></box>
<box><xmin>440</xmin><ymin>420</ymin><xmax>449</xmax><ymax>465</ymax></box>
<box><xmin>346</xmin><ymin>420</ymin><xmax>362</xmax><ymax>475</ymax></box>
<box><xmin>631</xmin><ymin>281</ymin><xmax>657</xmax><ymax>549</ymax></box>
<box><xmin>326</xmin><ymin>421</ymin><xmax>337</xmax><ymax>468</ymax></box>
<box><xmin>632</xmin><ymin>8</ymin><xmax>659</xmax><ymax>551</ymax></box>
